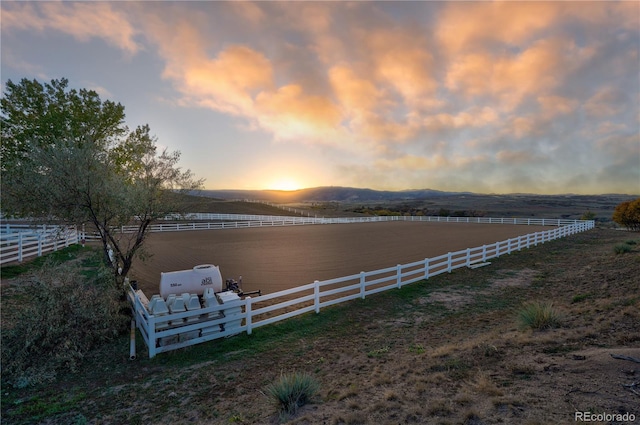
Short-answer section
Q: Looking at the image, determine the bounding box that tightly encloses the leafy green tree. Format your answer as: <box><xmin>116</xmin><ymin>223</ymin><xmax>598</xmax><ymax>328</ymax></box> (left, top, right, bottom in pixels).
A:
<box><xmin>612</xmin><ymin>198</ymin><xmax>640</xmax><ymax>231</ymax></box>
<box><xmin>1</xmin><ymin>78</ymin><xmax>203</xmax><ymax>285</ymax></box>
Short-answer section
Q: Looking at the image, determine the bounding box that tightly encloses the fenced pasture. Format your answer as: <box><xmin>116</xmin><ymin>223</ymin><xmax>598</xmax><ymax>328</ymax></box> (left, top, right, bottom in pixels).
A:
<box><xmin>1</xmin><ymin>214</ymin><xmax>583</xmax><ymax>266</ymax></box>
<box><xmin>130</xmin><ymin>219</ymin><xmax>594</xmax><ymax>358</ymax></box>
<box><xmin>130</xmin><ymin>220</ymin><xmax>566</xmax><ymax>295</ymax></box>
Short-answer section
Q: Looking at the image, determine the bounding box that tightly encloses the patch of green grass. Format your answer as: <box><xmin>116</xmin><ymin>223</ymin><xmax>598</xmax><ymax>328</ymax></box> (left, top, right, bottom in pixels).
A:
<box><xmin>571</xmin><ymin>293</ymin><xmax>593</xmax><ymax>303</ymax></box>
<box><xmin>1</xmin><ymin>244</ymin><xmax>86</xmax><ymax>279</ymax></box>
<box><xmin>367</xmin><ymin>346</ymin><xmax>390</xmax><ymax>358</ymax></box>
<box><xmin>409</xmin><ymin>344</ymin><xmax>426</xmax><ymax>354</ymax></box>
<box><xmin>264</xmin><ymin>372</ymin><xmax>320</xmax><ymax>417</ymax></box>
<box><xmin>8</xmin><ymin>391</ymin><xmax>86</xmax><ymax>422</ymax></box>
<box><xmin>517</xmin><ymin>301</ymin><xmax>561</xmax><ymax>330</ymax></box>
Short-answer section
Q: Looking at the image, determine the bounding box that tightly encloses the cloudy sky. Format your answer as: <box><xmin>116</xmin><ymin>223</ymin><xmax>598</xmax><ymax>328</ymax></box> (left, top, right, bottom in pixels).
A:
<box><xmin>1</xmin><ymin>1</ymin><xmax>639</xmax><ymax>194</ymax></box>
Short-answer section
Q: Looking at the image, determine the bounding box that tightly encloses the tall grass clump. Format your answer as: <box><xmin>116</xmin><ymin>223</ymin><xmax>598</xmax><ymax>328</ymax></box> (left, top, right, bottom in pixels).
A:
<box><xmin>264</xmin><ymin>372</ymin><xmax>320</xmax><ymax>417</ymax></box>
<box><xmin>614</xmin><ymin>243</ymin><xmax>633</xmax><ymax>254</ymax></box>
<box><xmin>518</xmin><ymin>301</ymin><xmax>561</xmax><ymax>330</ymax></box>
<box><xmin>1</xmin><ymin>261</ymin><xmax>128</xmax><ymax>388</ymax></box>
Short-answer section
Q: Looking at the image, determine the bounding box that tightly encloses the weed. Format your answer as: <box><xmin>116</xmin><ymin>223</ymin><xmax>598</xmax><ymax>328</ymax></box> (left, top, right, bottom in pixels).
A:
<box><xmin>228</xmin><ymin>413</ymin><xmax>244</xmax><ymax>422</ymax></box>
<box><xmin>614</xmin><ymin>243</ymin><xmax>632</xmax><ymax>254</ymax></box>
<box><xmin>367</xmin><ymin>346</ymin><xmax>390</xmax><ymax>358</ymax></box>
<box><xmin>571</xmin><ymin>293</ymin><xmax>592</xmax><ymax>303</ymax></box>
<box><xmin>409</xmin><ymin>343</ymin><xmax>426</xmax><ymax>354</ymax></box>
<box><xmin>517</xmin><ymin>301</ymin><xmax>561</xmax><ymax>330</ymax></box>
<box><xmin>264</xmin><ymin>371</ymin><xmax>320</xmax><ymax>417</ymax></box>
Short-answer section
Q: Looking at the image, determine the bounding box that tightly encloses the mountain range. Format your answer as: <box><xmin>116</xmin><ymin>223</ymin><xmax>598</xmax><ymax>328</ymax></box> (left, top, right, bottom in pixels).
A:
<box><xmin>196</xmin><ymin>187</ymin><xmax>478</xmax><ymax>202</ymax></box>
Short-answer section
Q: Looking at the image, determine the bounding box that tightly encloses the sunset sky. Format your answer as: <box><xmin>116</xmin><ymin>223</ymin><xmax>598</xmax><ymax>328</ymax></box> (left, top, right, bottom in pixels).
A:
<box><xmin>1</xmin><ymin>1</ymin><xmax>639</xmax><ymax>194</ymax></box>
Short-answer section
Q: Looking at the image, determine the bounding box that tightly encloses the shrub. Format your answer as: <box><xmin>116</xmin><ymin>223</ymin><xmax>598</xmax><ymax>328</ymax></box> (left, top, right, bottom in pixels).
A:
<box><xmin>614</xmin><ymin>243</ymin><xmax>633</xmax><ymax>254</ymax></box>
<box><xmin>518</xmin><ymin>301</ymin><xmax>561</xmax><ymax>330</ymax></box>
<box><xmin>1</xmin><ymin>261</ymin><xmax>128</xmax><ymax>387</ymax></box>
<box><xmin>264</xmin><ymin>372</ymin><xmax>320</xmax><ymax>417</ymax></box>
<box><xmin>580</xmin><ymin>210</ymin><xmax>596</xmax><ymax>221</ymax></box>
<box><xmin>612</xmin><ymin>198</ymin><xmax>640</xmax><ymax>231</ymax></box>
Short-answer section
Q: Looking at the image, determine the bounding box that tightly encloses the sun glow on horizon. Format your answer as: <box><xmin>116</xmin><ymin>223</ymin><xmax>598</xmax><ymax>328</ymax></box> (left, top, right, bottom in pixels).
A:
<box><xmin>267</xmin><ymin>177</ymin><xmax>304</xmax><ymax>191</ymax></box>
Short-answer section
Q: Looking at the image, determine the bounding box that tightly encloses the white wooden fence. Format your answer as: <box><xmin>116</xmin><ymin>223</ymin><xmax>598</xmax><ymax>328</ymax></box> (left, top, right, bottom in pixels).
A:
<box><xmin>130</xmin><ymin>219</ymin><xmax>594</xmax><ymax>358</ymax></box>
<box><xmin>96</xmin><ymin>215</ymin><xmax>589</xmax><ymax>235</ymax></box>
<box><xmin>0</xmin><ymin>225</ymin><xmax>78</xmax><ymax>265</ymax></box>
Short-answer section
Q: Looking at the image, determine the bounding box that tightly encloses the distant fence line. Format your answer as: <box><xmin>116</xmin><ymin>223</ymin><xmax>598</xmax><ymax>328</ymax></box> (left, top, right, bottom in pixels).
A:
<box><xmin>131</xmin><ymin>219</ymin><xmax>595</xmax><ymax>358</ymax></box>
<box><xmin>131</xmin><ymin>213</ymin><xmax>586</xmax><ymax>234</ymax></box>
<box><xmin>0</xmin><ymin>214</ymin><xmax>594</xmax><ymax>265</ymax></box>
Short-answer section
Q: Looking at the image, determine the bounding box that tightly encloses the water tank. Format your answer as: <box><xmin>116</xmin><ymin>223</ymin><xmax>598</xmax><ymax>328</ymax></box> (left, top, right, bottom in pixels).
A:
<box><xmin>159</xmin><ymin>264</ymin><xmax>223</xmax><ymax>298</ymax></box>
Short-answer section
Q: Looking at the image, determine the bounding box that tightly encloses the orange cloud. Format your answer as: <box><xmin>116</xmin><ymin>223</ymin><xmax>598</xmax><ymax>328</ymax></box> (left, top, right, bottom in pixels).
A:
<box><xmin>329</xmin><ymin>65</ymin><xmax>382</xmax><ymax>113</ymax></box>
<box><xmin>2</xmin><ymin>1</ymin><xmax>140</xmax><ymax>54</ymax></box>
<box><xmin>423</xmin><ymin>107</ymin><xmax>499</xmax><ymax>131</ymax></box>
<box><xmin>176</xmin><ymin>45</ymin><xmax>273</xmax><ymax>116</ymax></box>
<box><xmin>496</xmin><ymin>150</ymin><xmax>541</xmax><ymax>164</ymax></box>
<box><xmin>537</xmin><ymin>95</ymin><xmax>578</xmax><ymax>118</ymax></box>
<box><xmin>143</xmin><ymin>12</ymin><xmax>275</xmax><ymax>116</ymax></box>
<box><xmin>584</xmin><ymin>87</ymin><xmax>625</xmax><ymax>118</ymax></box>
<box><xmin>437</xmin><ymin>2</ymin><xmax>559</xmax><ymax>54</ymax></box>
<box><xmin>437</xmin><ymin>2</ymin><xmax>638</xmax><ymax>55</ymax></box>
<box><xmin>365</xmin><ymin>27</ymin><xmax>436</xmax><ymax>107</ymax></box>
<box><xmin>446</xmin><ymin>37</ymin><xmax>584</xmax><ymax>110</ymax></box>
<box><xmin>254</xmin><ymin>84</ymin><xmax>343</xmax><ymax>143</ymax></box>
<box><xmin>328</xmin><ymin>65</ymin><xmax>418</xmax><ymax>142</ymax></box>
<box><xmin>228</xmin><ymin>2</ymin><xmax>266</xmax><ymax>25</ymax></box>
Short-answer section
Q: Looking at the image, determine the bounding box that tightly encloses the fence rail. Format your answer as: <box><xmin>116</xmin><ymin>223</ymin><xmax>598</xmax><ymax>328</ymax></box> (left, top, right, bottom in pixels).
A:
<box><xmin>0</xmin><ymin>226</ymin><xmax>78</xmax><ymax>264</ymax></box>
<box><xmin>130</xmin><ymin>219</ymin><xmax>594</xmax><ymax>358</ymax></box>
<box><xmin>96</xmin><ymin>214</ymin><xmax>589</xmax><ymax>236</ymax></box>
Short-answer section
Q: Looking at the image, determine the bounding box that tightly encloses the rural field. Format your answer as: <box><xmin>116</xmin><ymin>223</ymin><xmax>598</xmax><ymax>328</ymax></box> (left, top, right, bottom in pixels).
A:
<box><xmin>1</xmin><ymin>223</ymin><xmax>638</xmax><ymax>424</ymax></box>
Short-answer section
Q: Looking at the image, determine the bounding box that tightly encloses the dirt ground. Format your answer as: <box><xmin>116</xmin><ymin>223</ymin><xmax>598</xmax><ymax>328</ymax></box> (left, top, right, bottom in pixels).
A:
<box><xmin>130</xmin><ymin>222</ymin><xmax>550</xmax><ymax>297</ymax></box>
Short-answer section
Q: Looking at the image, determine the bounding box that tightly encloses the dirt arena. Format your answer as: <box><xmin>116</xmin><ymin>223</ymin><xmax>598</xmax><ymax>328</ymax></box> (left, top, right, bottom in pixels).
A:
<box><xmin>130</xmin><ymin>221</ymin><xmax>551</xmax><ymax>296</ymax></box>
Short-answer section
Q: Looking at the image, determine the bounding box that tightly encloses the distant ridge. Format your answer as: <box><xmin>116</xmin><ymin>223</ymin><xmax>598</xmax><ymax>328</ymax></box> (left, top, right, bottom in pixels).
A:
<box><xmin>194</xmin><ymin>186</ymin><xmax>474</xmax><ymax>202</ymax></box>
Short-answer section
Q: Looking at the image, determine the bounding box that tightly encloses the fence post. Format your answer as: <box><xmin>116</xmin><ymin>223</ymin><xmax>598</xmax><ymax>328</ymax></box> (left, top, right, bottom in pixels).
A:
<box><xmin>482</xmin><ymin>245</ymin><xmax>487</xmax><ymax>262</ymax></box>
<box><xmin>396</xmin><ymin>264</ymin><xmax>402</xmax><ymax>288</ymax></box>
<box><xmin>245</xmin><ymin>297</ymin><xmax>253</xmax><ymax>335</ymax></box>
<box><xmin>465</xmin><ymin>248</ymin><xmax>471</xmax><ymax>267</ymax></box>
<box><xmin>424</xmin><ymin>258</ymin><xmax>430</xmax><ymax>279</ymax></box>
<box><xmin>18</xmin><ymin>233</ymin><xmax>23</xmax><ymax>262</ymax></box>
<box><xmin>148</xmin><ymin>316</ymin><xmax>157</xmax><ymax>359</ymax></box>
<box><xmin>447</xmin><ymin>252</ymin><xmax>452</xmax><ymax>273</ymax></box>
<box><xmin>360</xmin><ymin>272</ymin><xmax>366</xmax><ymax>299</ymax></box>
<box><xmin>38</xmin><ymin>233</ymin><xmax>43</xmax><ymax>257</ymax></box>
<box><xmin>507</xmin><ymin>238</ymin><xmax>511</xmax><ymax>254</ymax></box>
<box><xmin>314</xmin><ymin>280</ymin><xmax>320</xmax><ymax>313</ymax></box>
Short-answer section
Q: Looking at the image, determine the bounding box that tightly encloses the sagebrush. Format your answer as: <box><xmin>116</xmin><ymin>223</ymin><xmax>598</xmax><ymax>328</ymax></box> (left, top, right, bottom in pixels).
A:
<box><xmin>1</xmin><ymin>261</ymin><xmax>128</xmax><ymax>387</ymax></box>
